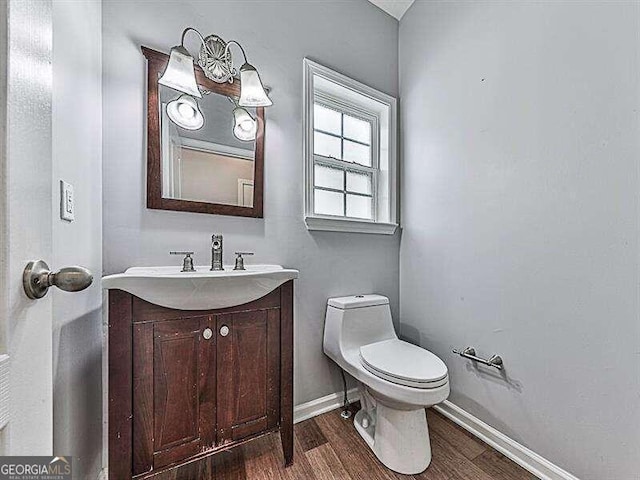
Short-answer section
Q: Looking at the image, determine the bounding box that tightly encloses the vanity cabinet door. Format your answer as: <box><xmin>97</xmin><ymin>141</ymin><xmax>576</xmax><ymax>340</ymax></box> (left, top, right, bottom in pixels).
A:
<box><xmin>132</xmin><ymin>316</ymin><xmax>216</xmax><ymax>475</ymax></box>
<box><xmin>216</xmin><ymin>308</ymin><xmax>281</xmax><ymax>444</ymax></box>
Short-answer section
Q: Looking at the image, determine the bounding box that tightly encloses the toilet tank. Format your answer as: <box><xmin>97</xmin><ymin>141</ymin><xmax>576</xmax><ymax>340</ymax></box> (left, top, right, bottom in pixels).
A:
<box><xmin>323</xmin><ymin>295</ymin><xmax>397</xmax><ymax>362</ymax></box>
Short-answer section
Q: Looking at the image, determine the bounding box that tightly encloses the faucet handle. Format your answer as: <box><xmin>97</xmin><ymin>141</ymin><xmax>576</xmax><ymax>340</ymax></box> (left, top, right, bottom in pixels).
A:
<box><xmin>233</xmin><ymin>252</ymin><xmax>254</xmax><ymax>271</ymax></box>
<box><xmin>170</xmin><ymin>251</ymin><xmax>195</xmax><ymax>272</ymax></box>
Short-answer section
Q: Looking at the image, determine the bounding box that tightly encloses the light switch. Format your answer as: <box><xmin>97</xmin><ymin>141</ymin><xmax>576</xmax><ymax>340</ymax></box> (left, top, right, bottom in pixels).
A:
<box><xmin>60</xmin><ymin>180</ymin><xmax>74</xmax><ymax>222</ymax></box>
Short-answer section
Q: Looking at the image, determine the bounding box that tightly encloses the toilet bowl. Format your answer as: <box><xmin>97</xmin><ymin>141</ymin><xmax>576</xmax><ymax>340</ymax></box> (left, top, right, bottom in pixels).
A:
<box><xmin>323</xmin><ymin>294</ymin><xmax>449</xmax><ymax>475</ymax></box>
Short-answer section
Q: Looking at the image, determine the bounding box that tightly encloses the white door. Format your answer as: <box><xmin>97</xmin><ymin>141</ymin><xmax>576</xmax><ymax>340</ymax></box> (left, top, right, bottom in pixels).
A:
<box><xmin>0</xmin><ymin>0</ymin><xmax>55</xmax><ymax>453</ymax></box>
<box><xmin>0</xmin><ymin>3</ymin><xmax>103</xmax><ymax>475</ymax></box>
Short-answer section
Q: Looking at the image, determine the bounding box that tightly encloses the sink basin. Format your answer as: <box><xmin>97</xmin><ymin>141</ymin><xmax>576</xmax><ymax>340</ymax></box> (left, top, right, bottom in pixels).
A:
<box><xmin>102</xmin><ymin>264</ymin><xmax>299</xmax><ymax>310</ymax></box>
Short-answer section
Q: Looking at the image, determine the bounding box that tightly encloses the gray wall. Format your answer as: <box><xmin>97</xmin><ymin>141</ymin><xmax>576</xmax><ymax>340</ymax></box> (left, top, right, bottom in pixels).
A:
<box><xmin>52</xmin><ymin>0</ymin><xmax>103</xmax><ymax>478</ymax></box>
<box><xmin>102</xmin><ymin>0</ymin><xmax>400</xmax><ymax>404</ymax></box>
<box><xmin>399</xmin><ymin>2</ymin><xmax>640</xmax><ymax>479</ymax></box>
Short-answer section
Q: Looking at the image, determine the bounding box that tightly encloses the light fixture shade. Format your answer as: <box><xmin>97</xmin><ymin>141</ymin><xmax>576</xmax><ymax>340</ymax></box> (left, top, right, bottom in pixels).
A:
<box><xmin>166</xmin><ymin>94</ymin><xmax>204</xmax><ymax>130</ymax></box>
<box><xmin>232</xmin><ymin>107</ymin><xmax>257</xmax><ymax>141</ymax></box>
<box><xmin>239</xmin><ymin>63</ymin><xmax>272</xmax><ymax>107</ymax></box>
<box><xmin>159</xmin><ymin>45</ymin><xmax>202</xmax><ymax>99</ymax></box>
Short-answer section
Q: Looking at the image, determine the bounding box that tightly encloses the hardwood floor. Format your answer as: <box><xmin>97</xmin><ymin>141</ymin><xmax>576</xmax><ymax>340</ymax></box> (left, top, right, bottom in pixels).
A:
<box><xmin>155</xmin><ymin>405</ymin><xmax>538</xmax><ymax>480</ymax></box>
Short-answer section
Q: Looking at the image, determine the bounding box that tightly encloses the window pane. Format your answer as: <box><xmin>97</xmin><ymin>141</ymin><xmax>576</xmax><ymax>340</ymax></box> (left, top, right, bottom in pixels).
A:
<box><xmin>314</xmin><ymin>131</ymin><xmax>341</xmax><ymax>159</ymax></box>
<box><xmin>315</xmin><ymin>164</ymin><xmax>343</xmax><ymax>190</ymax></box>
<box><xmin>343</xmin><ymin>140</ymin><xmax>370</xmax><ymax>166</ymax></box>
<box><xmin>346</xmin><ymin>194</ymin><xmax>372</xmax><ymax>219</ymax></box>
<box><xmin>346</xmin><ymin>171</ymin><xmax>372</xmax><ymax>195</ymax></box>
<box><xmin>314</xmin><ymin>104</ymin><xmax>341</xmax><ymax>135</ymax></box>
<box><xmin>344</xmin><ymin>115</ymin><xmax>371</xmax><ymax>144</ymax></box>
<box><xmin>315</xmin><ymin>189</ymin><xmax>344</xmax><ymax>216</ymax></box>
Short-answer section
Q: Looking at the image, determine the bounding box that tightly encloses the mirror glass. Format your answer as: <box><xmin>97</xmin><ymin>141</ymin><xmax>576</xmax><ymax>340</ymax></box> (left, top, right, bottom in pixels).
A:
<box><xmin>159</xmin><ymin>84</ymin><xmax>256</xmax><ymax>207</ymax></box>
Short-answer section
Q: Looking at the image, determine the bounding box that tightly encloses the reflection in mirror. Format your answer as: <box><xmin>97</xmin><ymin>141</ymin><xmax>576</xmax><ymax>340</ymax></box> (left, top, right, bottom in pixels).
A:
<box><xmin>159</xmin><ymin>84</ymin><xmax>256</xmax><ymax>207</ymax></box>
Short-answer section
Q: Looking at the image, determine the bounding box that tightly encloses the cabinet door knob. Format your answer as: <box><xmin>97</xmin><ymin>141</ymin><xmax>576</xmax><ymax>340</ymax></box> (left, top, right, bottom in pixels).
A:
<box><xmin>220</xmin><ymin>325</ymin><xmax>230</xmax><ymax>337</ymax></box>
<box><xmin>202</xmin><ymin>328</ymin><xmax>213</xmax><ymax>340</ymax></box>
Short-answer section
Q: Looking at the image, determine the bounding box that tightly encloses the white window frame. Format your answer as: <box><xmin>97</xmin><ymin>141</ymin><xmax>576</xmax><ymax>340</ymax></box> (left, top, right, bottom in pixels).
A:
<box><xmin>303</xmin><ymin>58</ymin><xmax>398</xmax><ymax>235</ymax></box>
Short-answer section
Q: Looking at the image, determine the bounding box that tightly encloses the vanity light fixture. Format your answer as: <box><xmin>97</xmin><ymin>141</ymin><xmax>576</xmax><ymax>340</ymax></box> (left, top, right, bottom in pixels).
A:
<box><xmin>158</xmin><ymin>44</ymin><xmax>202</xmax><ymax>98</ymax></box>
<box><xmin>238</xmin><ymin>63</ymin><xmax>272</xmax><ymax>107</ymax></box>
<box><xmin>232</xmin><ymin>105</ymin><xmax>257</xmax><ymax>141</ymax></box>
<box><xmin>160</xmin><ymin>27</ymin><xmax>272</xmax><ymax>107</ymax></box>
<box><xmin>166</xmin><ymin>94</ymin><xmax>204</xmax><ymax>130</ymax></box>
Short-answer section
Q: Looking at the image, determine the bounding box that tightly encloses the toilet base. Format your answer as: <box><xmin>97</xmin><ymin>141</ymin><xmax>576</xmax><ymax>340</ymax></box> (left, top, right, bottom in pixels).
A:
<box><xmin>353</xmin><ymin>403</ymin><xmax>431</xmax><ymax>475</ymax></box>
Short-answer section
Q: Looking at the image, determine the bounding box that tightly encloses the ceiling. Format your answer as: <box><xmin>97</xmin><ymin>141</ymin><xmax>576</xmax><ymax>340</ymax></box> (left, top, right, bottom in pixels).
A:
<box><xmin>366</xmin><ymin>0</ymin><xmax>415</xmax><ymax>20</ymax></box>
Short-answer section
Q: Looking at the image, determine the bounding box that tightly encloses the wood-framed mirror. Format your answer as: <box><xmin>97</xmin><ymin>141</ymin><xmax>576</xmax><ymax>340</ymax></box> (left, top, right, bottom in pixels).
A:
<box><xmin>143</xmin><ymin>46</ymin><xmax>264</xmax><ymax>217</ymax></box>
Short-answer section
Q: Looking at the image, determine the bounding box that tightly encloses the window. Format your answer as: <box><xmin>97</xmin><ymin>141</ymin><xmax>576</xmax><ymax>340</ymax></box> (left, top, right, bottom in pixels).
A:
<box><xmin>313</xmin><ymin>100</ymin><xmax>376</xmax><ymax>220</ymax></box>
<box><xmin>303</xmin><ymin>59</ymin><xmax>397</xmax><ymax>234</ymax></box>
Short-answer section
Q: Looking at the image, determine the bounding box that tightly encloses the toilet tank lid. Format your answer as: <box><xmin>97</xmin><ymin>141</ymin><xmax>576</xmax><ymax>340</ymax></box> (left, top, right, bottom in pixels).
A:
<box><xmin>328</xmin><ymin>294</ymin><xmax>389</xmax><ymax>310</ymax></box>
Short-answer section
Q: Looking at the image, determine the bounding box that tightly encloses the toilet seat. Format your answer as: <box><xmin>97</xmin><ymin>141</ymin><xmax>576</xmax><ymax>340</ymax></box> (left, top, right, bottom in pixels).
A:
<box><xmin>359</xmin><ymin>339</ymin><xmax>448</xmax><ymax>389</ymax></box>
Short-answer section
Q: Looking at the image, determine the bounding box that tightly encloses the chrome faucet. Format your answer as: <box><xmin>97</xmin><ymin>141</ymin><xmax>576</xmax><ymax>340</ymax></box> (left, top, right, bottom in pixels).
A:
<box><xmin>211</xmin><ymin>234</ymin><xmax>224</xmax><ymax>271</ymax></box>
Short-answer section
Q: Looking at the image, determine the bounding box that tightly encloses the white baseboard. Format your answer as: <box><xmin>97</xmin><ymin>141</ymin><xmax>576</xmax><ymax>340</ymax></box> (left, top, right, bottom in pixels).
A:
<box><xmin>294</xmin><ymin>387</ymin><xmax>359</xmax><ymax>424</ymax></box>
<box><xmin>434</xmin><ymin>401</ymin><xmax>580</xmax><ymax>480</ymax></box>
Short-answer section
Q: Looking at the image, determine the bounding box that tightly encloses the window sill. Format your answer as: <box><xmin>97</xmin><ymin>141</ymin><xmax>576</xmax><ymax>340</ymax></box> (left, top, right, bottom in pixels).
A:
<box><xmin>304</xmin><ymin>216</ymin><xmax>398</xmax><ymax>235</ymax></box>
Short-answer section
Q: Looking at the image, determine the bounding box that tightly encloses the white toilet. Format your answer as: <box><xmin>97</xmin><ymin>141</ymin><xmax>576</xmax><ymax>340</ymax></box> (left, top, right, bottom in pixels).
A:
<box><xmin>323</xmin><ymin>294</ymin><xmax>450</xmax><ymax>475</ymax></box>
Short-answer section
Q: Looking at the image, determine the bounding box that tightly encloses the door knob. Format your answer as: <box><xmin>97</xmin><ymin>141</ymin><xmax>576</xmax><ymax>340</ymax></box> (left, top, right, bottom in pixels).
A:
<box><xmin>23</xmin><ymin>260</ymin><xmax>93</xmax><ymax>299</ymax></box>
<box><xmin>220</xmin><ymin>325</ymin><xmax>230</xmax><ymax>337</ymax></box>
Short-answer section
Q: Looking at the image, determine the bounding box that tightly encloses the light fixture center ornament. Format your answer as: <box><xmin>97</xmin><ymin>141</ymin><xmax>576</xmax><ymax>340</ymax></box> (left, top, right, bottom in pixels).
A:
<box><xmin>198</xmin><ymin>35</ymin><xmax>235</xmax><ymax>84</ymax></box>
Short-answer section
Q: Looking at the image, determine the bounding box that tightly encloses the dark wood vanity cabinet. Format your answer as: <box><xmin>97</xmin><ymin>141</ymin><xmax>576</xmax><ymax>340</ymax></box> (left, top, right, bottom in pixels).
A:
<box><xmin>134</xmin><ymin>316</ymin><xmax>216</xmax><ymax>473</ymax></box>
<box><xmin>108</xmin><ymin>282</ymin><xmax>293</xmax><ymax>479</ymax></box>
<box><xmin>216</xmin><ymin>309</ymin><xmax>281</xmax><ymax>443</ymax></box>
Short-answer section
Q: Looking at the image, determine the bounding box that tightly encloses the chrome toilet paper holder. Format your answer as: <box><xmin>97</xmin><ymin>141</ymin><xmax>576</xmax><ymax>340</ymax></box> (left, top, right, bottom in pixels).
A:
<box><xmin>453</xmin><ymin>346</ymin><xmax>503</xmax><ymax>370</ymax></box>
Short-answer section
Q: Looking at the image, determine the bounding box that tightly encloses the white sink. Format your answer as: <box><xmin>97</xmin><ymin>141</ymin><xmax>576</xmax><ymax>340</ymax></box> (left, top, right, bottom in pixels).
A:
<box><xmin>102</xmin><ymin>264</ymin><xmax>299</xmax><ymax>310</ymax></box>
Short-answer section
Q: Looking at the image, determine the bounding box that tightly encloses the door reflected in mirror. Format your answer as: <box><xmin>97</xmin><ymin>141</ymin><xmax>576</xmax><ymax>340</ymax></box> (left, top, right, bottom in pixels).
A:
<box><xmin>159</xmin><ymin>84</ymin><xmax>256</xmax><ymax>207</ymax></box>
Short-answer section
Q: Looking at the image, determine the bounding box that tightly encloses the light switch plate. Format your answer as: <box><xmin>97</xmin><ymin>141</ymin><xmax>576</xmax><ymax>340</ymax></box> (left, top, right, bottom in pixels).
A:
<box><xmin>60</xmin><ymin>180</ymin><xmax>74</xmax><ymax>222</ymax></box>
